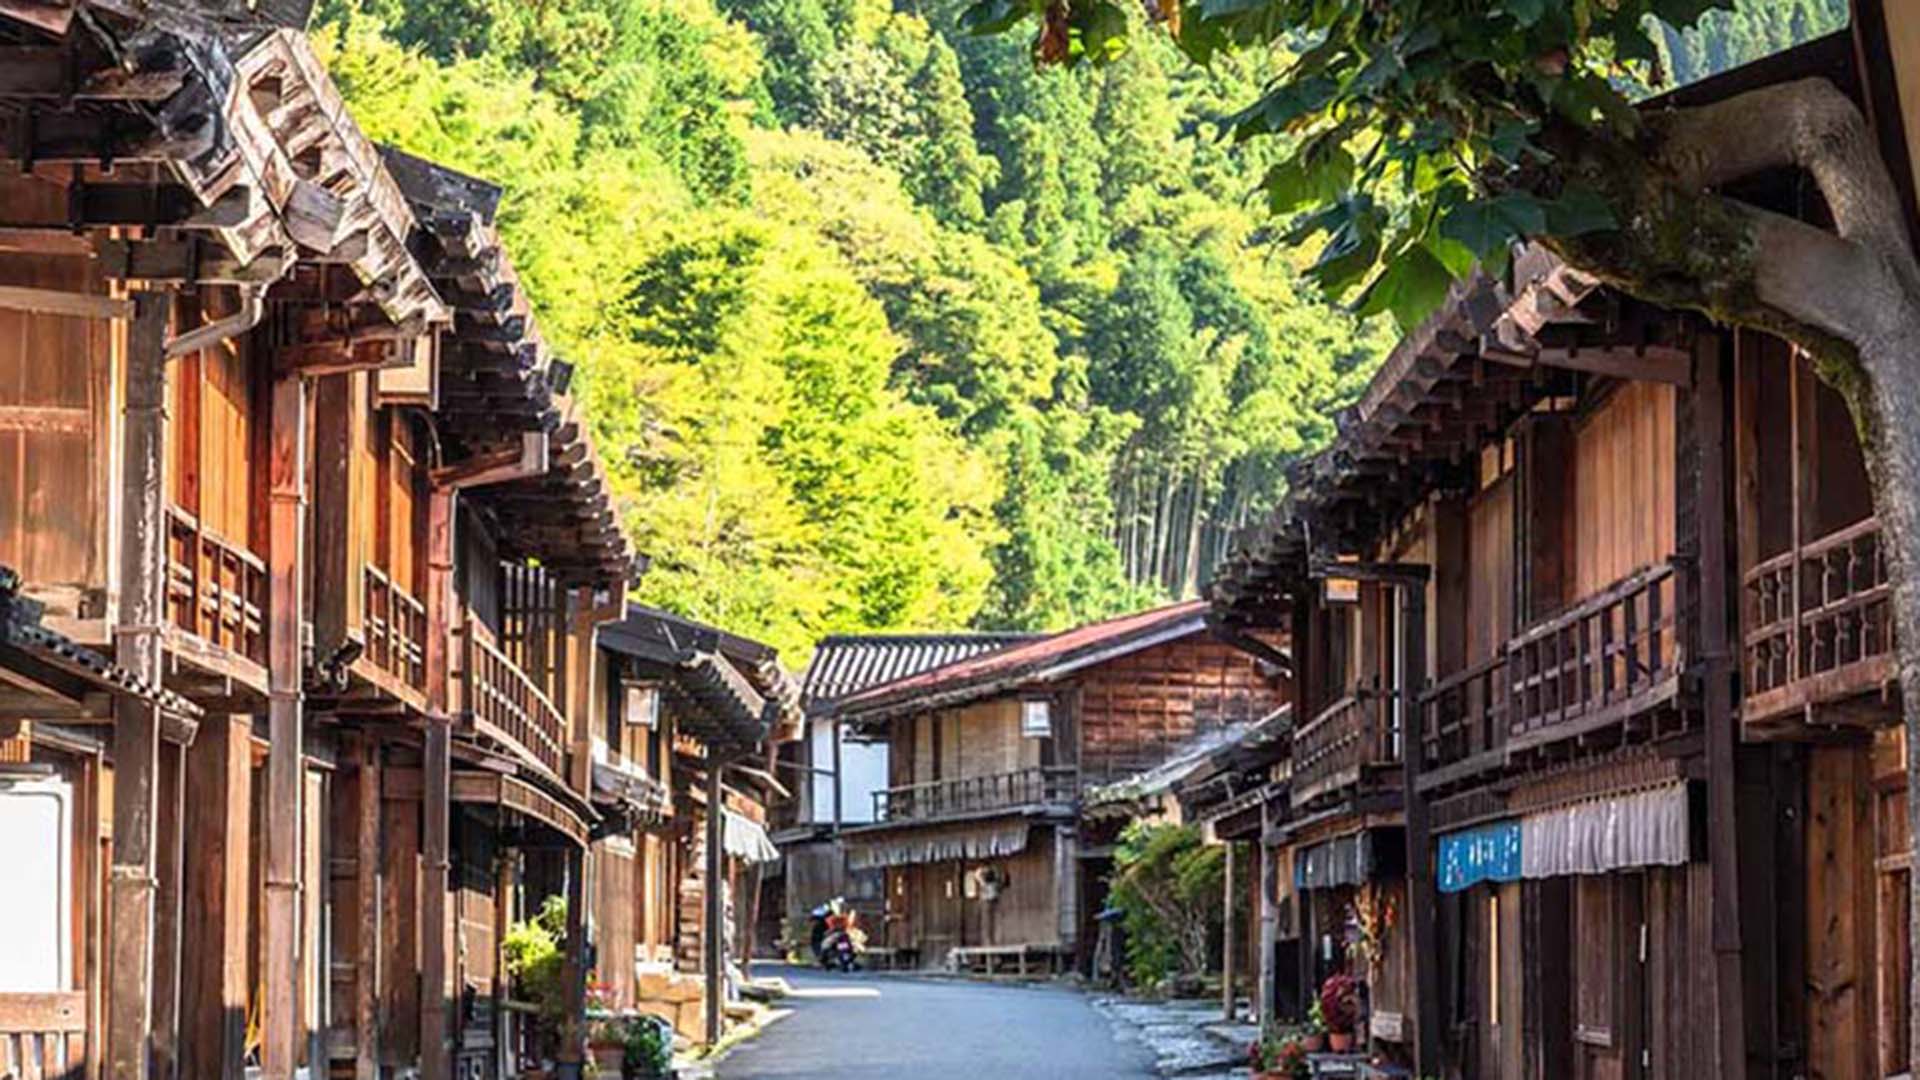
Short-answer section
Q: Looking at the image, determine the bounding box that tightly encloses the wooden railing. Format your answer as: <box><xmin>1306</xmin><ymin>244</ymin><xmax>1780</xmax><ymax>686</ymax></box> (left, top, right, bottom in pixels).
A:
<box><xmin>872</xmin><ymin>766</ymin><xmax>1077</xmax><ymax>823</ymax></box>
<box><xmin>1506</xmin><ymin>560</ymin><xmax>1685</xmax><ymax>742</ymax></box>
<box><xmin>363</xmin><ymin>565</ymin><xmax>427</xmax><ymax>693</ymax></box>
<box><xmin>1420</xmin><ymin>653</ymin><xmax>1507</xmax><ymax>777</ymax></box>
<box><xmin>1744</xmin><ymin>516</ymin><xmax>1893</xmax><ymax>720</ymax></box>
<box><xmin>0</xmin><ymin>990</ymin><xmax>86</xmax><ymax>1080</ymax></box>
<box><xmin>457</xmin><ymin>618</ymin><xmax>568</xmax><ymax>781</ymax></box>
<box><xmin>165</xmin><ymin>504</ymin><xmax>267</xmax><ymax>667</ymax></box>
<box><xmin>1291</xmin><ymin>691</ymin><xmax>1395</xmax><ymax>805</ymax></box>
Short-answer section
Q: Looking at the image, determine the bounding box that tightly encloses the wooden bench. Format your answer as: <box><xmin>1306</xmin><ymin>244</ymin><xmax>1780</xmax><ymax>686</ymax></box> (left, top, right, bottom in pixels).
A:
<box><xmin>0</xmin><ymin>991</ymin><xmax>86</xmax><ymax>1080</ymax></box>
<box><xmin>860</xmin><ymin>946</ymin><xmax>920</xmax><ymax>971</ymax></box>
<box><xmin>946</xmin><ymin>944</ymin><xmax>1068</xmax><ymax>977</ymax></box>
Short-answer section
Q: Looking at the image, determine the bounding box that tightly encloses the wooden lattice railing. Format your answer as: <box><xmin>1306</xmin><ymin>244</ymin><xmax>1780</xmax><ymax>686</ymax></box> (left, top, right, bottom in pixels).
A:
<box><xmin>1290</xmin><ymin>691</ymin><xmax>1394</xmax><ymax>805</ymax></box>
<box><xmin>457</xmin><ymin>617</ymin><xmax>567</xmax><ymax>780</ymax></box>
<box><xmin>873</xmin><ymin>766</ymin><xmax>1077</xmax><ymax>823</ymax></box>
<box><xmin>165</xmin><ymin>504</ymin><xmax>267</xmax><ymax>666</ymax></box>
<box><xmin>1420</xmin><ymin>653</ymin><xmax>1507</xmax><ymax>776</ymax></box>
<box><xmin>1505</xmin><ymin>560</ymin><xmax>1684</xmax><ymax>741</ymax></box>
<box><xmin>0</xmin><ymin>990</ymin><xmax>86</xmax><ymax>1080</ymax></box>
<box><xmin>1744</xmin><ymin>516</ymin><xmax>1893</xmax><ymax>720</ymax></box>
<box><xmin>363</xmin><ymin>565</ymin><xmax>427</xmax><ymax>693</ymax></box>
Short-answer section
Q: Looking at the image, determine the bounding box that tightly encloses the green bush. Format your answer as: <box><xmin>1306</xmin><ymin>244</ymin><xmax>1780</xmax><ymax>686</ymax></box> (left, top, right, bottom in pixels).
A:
<box><xmin>503</xmin><ymin>896</ymin><xmax>569</xmax><ymax>1023</ymax></box>
<box><xmin>1108</xmin><ymin>821</ymin><xmax>1223</xmax><ymax>990</ymax></box>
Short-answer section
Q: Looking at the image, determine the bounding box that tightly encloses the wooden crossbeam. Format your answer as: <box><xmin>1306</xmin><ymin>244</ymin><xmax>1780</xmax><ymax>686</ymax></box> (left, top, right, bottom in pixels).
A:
<box><xmin>0</xmin><ymin>46</ymin><xmax>188</xmax><ymax>102</ymax></box>
<box><xmin>93</xmin><ymin>237</ymin><xmax>288</xmax><ymax>285</ymax></box>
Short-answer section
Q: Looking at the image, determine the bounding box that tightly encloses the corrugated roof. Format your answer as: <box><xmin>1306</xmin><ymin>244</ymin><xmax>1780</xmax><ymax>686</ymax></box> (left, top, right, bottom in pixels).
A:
<box><xmin>836</xmin><ymin>601</ymin><xmax>1212</xmax><ymax>724</ymax></box>
<box><xmin>802</xmin><ymin>632</ymin><xmax>1035</xmax><ymax>712</ymax></box>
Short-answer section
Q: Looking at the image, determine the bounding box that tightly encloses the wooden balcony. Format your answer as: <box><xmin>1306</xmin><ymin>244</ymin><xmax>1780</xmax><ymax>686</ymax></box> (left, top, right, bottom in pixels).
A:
<box><xmin>361</xmin><ymin>564</ymin><xmax>427</xmax><ymax>697</ymax></box>
<box><xmin>1743</xmin><ymin>516</ymin><xmax>1895</xmax><ymax>732</ymax></box>
<box><xmin>1505</xmin><ymin>559</ymin><xmax>1687</xmax><ymax>753</ymax></box>
<box><xmin>163</xmin><ymin>504</ymin><xmax>268</xmax><ymax>692</ymax></box>
<box><xmin>455</xmin><ymin>618</ymin><xmax>568</xmax><ymax>783</ymax></box>
<box><xmin>872</xmin><ymin>766</ymin><xmax>1077</xmax><ymax>824</ymax></box>
<box><xmin>1418</xmin><ymin>653</ymin><xmax>1507</xmax><ymax>792</ymax></box>
<box><xmin>1291</xmin><ymin>691</ymin><xmax>1397</xmax><ymax>809</ymax></box>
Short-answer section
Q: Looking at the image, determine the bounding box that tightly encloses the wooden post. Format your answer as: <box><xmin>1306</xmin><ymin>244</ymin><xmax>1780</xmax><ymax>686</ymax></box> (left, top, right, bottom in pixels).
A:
<box><xmin>1259</xmin><ymin>804</ymin><xmax>1278</xmax><ymax>1033</ymax></box>
<box><xmin>555</xmin><ymin>844</ymin><xmax>588</xmax><ymax>1079</ymax></box>
<box><xmin>421</xmin><ymin>486</ymin><xmax>456</xmax><ymax>1080</ymax></box>
<box><xmin>152</xmin><ymin>739</ymin><xmax>186</xmax><ymax>1080</ymax></box>
<box><xmin>354</xmin><ymin>735</ymin><xmax>381</xmax><ymax>1080</ymax></box>
<box><xmin>1222</xmin><ymin>840</ymin><xmax>1237</xmax><ymax>1021</ymax></box>
<box><xmin>1398</xmin><ymin>578</ymin><xmax>1441</xmax><ymax>1074</ymax></box>
<box><xmin>108</xmin><ymin>291</ymin><xmax>169</xmax><ymax>1080</ymax></box>
<box><xmin>1698</xmin><ymin>333</ymin><xmax>1750</xmax><ymax>1080</ymax></box>
<box><xmin>705</xmin><ymin>754</ymin><xmax>728</xmax><ymax>1047</ymax></box>
<box><xmin>181</xmin><ymin>716</ymin><xmax>253</xmax><ymax>1080</ymax></box>
<box><xmin>263</xmin><ymin>369</ymin><xmax>309</xmax><ymax>1080</ymax></box>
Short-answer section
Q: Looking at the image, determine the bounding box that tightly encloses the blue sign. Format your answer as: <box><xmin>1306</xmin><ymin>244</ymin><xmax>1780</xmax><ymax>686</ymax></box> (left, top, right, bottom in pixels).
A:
<box><xmin>1437</xmin><ymin>822</ymin><xmax>1522</xmax><ymax>893</ymax></box>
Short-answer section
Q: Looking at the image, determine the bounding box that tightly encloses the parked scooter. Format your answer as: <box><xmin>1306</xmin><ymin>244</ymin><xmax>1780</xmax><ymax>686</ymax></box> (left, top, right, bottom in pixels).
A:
<box><xmin>811</xmin><ymin>898</ymin><xmax>867</xmax><ymax>971</ymax></box>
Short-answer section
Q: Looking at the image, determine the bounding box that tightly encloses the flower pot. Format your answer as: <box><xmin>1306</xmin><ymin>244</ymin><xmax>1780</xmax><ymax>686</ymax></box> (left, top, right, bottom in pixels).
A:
<box><xmin>1300</xmin><ymin>1032</ymin><xmax>1325</xmax><ymax>1052</ymax></box>
<box><xmin>1327</xmin><ymin>1031</ymin><xmax>1355</xmax><ymax>1052</ymax></box>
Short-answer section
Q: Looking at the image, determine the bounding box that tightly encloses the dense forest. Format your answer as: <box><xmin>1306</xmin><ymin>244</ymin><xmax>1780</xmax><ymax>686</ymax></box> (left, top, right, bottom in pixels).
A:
<box><xmin>311</xmin><ymin>0</ymin><xmax>1843</xmax><ymax>659</ymax></box>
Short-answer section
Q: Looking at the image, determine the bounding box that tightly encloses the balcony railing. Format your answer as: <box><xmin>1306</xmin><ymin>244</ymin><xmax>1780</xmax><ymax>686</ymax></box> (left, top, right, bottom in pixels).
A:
<box><xmin>1506</xmin><ymin>559</ymin><xmax>1685</xmax><ymax>747</ymax></box>
<box><xmin>456</xmin><ymin>618</ymin><xmax>568</xmax><ymax>781</ymax></box>
<box><xmin>1744</xmin><ymin>516</ymin><xmax>1894</xmax><ymax>724</ymax></box>
<box><xmin>1291</xmin><ymin>691</ymin><xmax>1396</xmax><ymax>808</ymax></box>
<box><xmin>1419</xmin><ymin>653</ymin><xmax>1507</xmax><ymax>783</ymax></box>
<box><xmin>872</xmin><ymin>766</ymin><xmax>1077</xmax><ymax>823</ymax></box>
<box><xmin>165</xmin><ymin>504</ymin><xmax>267</xmax><ymax>668</ymax></box>
<box><xmin>362</xmin><ymin>565</ymin><xmax>427</xmax><ymax>694</ymax></box>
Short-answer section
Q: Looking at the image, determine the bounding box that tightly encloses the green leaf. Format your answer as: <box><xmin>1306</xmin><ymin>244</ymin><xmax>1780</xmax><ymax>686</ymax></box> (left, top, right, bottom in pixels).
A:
<box><xmin>1649</xmin><ymin>0</ymin><xmax>1728</xmax><ymax>30</ymax></box>
<box><xmin>1501</xmin><ymin>0</ymin><xmax>1548</xmax><ymax>28</ymax></box>
<box><xmin>1424</xmin><ymin>232</ymin><xmax>1478</xmax><ymax>280</ymax></box>
<box><xmin>1262</xmin><ymin>143</ymin><xmax>1356</xmax><ymax>215</ymax></box>
<box><xmin>1304</xmin><ymin>198</ymin><xmax>1383</xmax><ymax>299</ymax></box>
<box><xmin>1078</xmin><ymin>2</ymin><xmax>1131</xmax><ymax>62</ymax></box>
<box><xmin>959</xmin><ymin>0</ymin><xmax>1032</xmax><ymax>35</ymax></box>
<box><xmin>1542</xmin><ymin>187</ymin><xmax>1618</xmax><ymax>237</ymax></box>
<box><xmin>1354</xmin><ymin>246</ymin><xmax>1454</xmax><ymax>332</ymax></box>
<box><xmin>1439</xmin><ymin>194</ymin><xmax>1546</xmax><ymax>272</ymax></box>
<box><xmin>1227</xmin><ymin>75</ymin><xmax>1337</xmax><ymax>141</ymax></box>
<box><xmin>1488</xmin><ymin>120</ymin><xmax>1543</xmax><ymax>166</ymax></box>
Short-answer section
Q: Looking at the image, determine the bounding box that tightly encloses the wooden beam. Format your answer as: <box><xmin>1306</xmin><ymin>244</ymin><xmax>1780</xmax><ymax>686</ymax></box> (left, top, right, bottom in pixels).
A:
<box><xmin>0</xmin><ymin>46</ymin><xmax>188</xmax><ymax>101</ymax></box>
<box><xmin>420</xmin><ymin>487</ymin><xmax>454</xmax><ymax>1080</ymax></box>
<box><xmin>263</xmin><ymin>370</ymin><xmax>309</xmax><ymax>1080</ymax></box>
<box><xmin>1399</xmin><ymin>577</ymin><xmax>1442</xmax><ymax>1075</ymax></box>
<box><xmin>1535</xmin><ymin>344</ymin><xmax>1692</xmax><ymax>385</ymax></box>
<box><xmin>92</xmin><ymin>237</ymin><xmax>289</xmax><ymax>285</ymax></box>
<box><xmin>107</xmin><ymin>291</ymin><xmax>168</xmax><ymax>1080</ymax></box>
<box><xmin>0</xmin><ymin>284</ymin><xmax>132</xmax><ymax>319</ymax></box>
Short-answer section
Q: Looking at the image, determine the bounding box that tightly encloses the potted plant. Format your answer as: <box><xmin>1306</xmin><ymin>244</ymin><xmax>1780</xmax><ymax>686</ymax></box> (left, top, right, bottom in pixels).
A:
<box><xmin>619</xmin><ymin>1015</ymin><xmax>672</xmax><ymax>1079</ymax></box>
<box><xmin>1248</xmin><ymin>1034</ymin><xmax>1310</xmax><ymax>1080</ymax></box>
<box><xmin>1302</xmin><ymin>997</ymin><xmax>1327</xmax><ymax>1052</ymax></box>
<box><xmin>1319</xmin><ymin>972</ymin><xmax>1361</xmax><ymax>1052</ymax></box>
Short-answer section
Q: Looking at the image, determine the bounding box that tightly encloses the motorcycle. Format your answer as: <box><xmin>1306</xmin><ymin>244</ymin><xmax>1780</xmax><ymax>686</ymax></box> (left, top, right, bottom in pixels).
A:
<box><xmin>811</xmin><ymin>899</ymin><xmax>866</xmax><ymax>972</ymax></box>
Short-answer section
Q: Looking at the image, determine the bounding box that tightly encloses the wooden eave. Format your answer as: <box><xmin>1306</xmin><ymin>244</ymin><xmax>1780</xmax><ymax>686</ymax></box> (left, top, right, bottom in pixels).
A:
<box><xmin>1208</xmin><ymin>249</ymin><xmax>1694</xmax><ymax>622</ymax></box>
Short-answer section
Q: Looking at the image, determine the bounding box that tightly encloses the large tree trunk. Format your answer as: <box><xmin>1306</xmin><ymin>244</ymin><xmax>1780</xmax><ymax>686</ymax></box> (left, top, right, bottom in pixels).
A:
<box><xmin>1549</xmin><ymin>76</ymin><xmax>1920</xmax><ymax>1071</ymax></box>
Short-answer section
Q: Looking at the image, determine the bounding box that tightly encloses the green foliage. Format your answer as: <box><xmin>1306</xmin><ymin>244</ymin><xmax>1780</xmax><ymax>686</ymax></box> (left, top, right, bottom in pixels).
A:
<box><xmin>973</xmin><ymin>0</ymin><xmax>1845</xmax><ymax>333</ymax></box>
<box><xmin>502</xmin><ymin>896</ymin><xmax>569</xmax><ymax>1021</ymax></box>
<box><xmin>1108</xmin><ymin>822</ymin><xmax>1225</xmax><ymax>989</ymax></box>
<box><xmin>318</xmin><ymin>0</ymin><xmax>1395</xmax><ymax>654</ymax></box>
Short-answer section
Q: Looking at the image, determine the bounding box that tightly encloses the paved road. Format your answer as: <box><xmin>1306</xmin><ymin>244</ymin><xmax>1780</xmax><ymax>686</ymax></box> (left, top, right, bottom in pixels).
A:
<box><xmin>715</xmin><ymin>964</ymin><xmax>1157</xmax><ymax>1080</ymax></box>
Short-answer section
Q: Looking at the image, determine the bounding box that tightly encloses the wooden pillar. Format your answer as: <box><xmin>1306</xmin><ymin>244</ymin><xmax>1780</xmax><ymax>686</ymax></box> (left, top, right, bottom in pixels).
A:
<box><xmin>493</xmin><ymin>847</ymin><xmax>514</xmax><ymax>1080</ymax></box>
<box><xmin>108</xmin><ymin>291</ymin><xmax>170</xmax><ymax>1080</ymax></box>
<box><xmin>181</xmin><ymin>716</ymin><xmax>252</xmax><ymax>1080</ymax></box>
<box><xmin>151</xmin><ymin>739</ymin><xmax>187</xmax><ymax>1080</ymax></box>
<box><xmin>705</xmin><ymin>755</ymin><xmax>728</xmax><ymax>1046</ymax></box>
<box><xmin>421</xmin><ymin>487</ymin><xmax>455</xmax><ymax>1080</ymax></box>
<box><xmin>1259</xmin><ymin>804</ymin><xmax>1278</xmax><ymax>1032</ymax></box>
<box><xmin>352</xmin><ymin>736</ymin><xmax>381</xmax><ymax>1080</ymax></box>
<box><xmin>263</xmin><ymin>370</ymin><xmax>309</xmax><ymax>1080</ymax></box>
<box><xmin>1222</xmin><ymin>840</ymin><xmax>1237</xmax><ymax>1021</ymax></box>
<box><xmin>555</xmin><ymin>843</ymin><xmax>588</xmax><ymax>1079</ymax></box>
<box><xmin>1398</xmin><ymin>577</ymin><xmax>1441</xmax><ymax>1074</ymax></box>
<box><xmin>1698</xmin><ymin>334</ymin><xmax>1750</xmax><ymax>1080</ymax></box>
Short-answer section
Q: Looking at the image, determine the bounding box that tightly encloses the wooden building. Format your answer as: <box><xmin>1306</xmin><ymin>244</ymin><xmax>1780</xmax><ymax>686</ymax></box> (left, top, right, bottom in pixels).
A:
<box><xmin>1206</xmin><ymin>20</ymin><xmax>1920</xmax><ymax>1078</ymax></box>
<box><xmin>0</xmin><ymin>6</ymin><xmax>693</xmax><ymax>1079</ymax></box>
<box><xmin>595</xmin><ymin>608</ymin><xmax>796</xmax><ymax>1047</ymax></box>
<box><xmin>834</xmin><ymin>601</ymin><xmax>1289</xmax><ymax>973</ymax></box>
<box><xmin>773</xmin><ymin>631</ymin><xmax>1035</xmax><ymax>951</ymax></box>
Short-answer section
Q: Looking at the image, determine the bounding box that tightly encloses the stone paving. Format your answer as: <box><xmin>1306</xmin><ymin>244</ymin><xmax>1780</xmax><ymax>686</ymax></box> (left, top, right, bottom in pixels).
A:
<box><xmin>1091</xmin><ymin>996</ymin><xmax>1260</xmax><ymax>1078</ymax></box>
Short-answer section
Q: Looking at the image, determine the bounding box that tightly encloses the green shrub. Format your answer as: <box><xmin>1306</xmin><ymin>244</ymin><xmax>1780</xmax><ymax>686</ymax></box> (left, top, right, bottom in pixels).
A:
<box><xmin>1108</xmin><ymin>821</ymin><xmax>1223</xmax><ymax>990</ymax></box>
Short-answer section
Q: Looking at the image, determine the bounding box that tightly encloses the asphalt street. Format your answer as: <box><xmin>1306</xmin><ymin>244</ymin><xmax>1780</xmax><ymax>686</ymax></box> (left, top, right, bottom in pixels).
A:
<box><xmin>714</xmin><ymin>964</ymin><xmax>1158</xmax><ymax>1080</ymax></box>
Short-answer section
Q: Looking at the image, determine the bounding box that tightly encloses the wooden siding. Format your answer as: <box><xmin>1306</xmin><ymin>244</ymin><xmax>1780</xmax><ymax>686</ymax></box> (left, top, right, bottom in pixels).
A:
<box><xmin>1568</xmin><ymin>382</ymin><xmax>1676</xmax><ymax>601</ymax></box>
<box><xmin>1466</xmin><ymin>476</ymin><xmax>1515</xmax><ymax>667</ymax></box>
<box><xmin>1806</xmin><ymin>743</ymin><xmax>1879</xmax><ymax>1080</ymax></box>
<box><xmin>1077</xmin><ymin>635</ymin><xmax>1287</xmax><ymax>783</ymax></box>
<box><xmin>0</xmin><ymin>247</ymin><xmax>114</xmax><ymax>617</ymax></box>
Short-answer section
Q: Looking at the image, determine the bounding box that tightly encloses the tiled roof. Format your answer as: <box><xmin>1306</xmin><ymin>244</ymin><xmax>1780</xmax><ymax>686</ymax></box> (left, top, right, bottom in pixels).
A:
<box><xmin>801</xmin><ymin>632</ymin><xmax>1036</xmax><ymax>712</ymax></box>
<box><xmin>835</xmin><ymin>601</ymin><xmax>1212</xmax><ymax>723</ymax></box>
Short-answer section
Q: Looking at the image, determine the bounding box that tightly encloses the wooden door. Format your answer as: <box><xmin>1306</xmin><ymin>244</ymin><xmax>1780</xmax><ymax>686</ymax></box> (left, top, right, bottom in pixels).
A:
<box><xmin>1572</xmin><ymin>874</ymin><xmax>1646</xmax><ymax>1080</ymax></box>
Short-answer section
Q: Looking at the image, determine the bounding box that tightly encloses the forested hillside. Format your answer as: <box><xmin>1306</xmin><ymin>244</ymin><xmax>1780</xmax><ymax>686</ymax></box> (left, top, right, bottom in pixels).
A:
<box><xmin>310</xmin><ymin>0</ymin><xmax>1838</xmax><ymax>659</ymax></box>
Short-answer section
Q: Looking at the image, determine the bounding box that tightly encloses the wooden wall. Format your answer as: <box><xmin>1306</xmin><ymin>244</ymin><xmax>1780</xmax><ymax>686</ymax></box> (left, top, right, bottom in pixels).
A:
<box><xmin>0</xmin><ymin>244</ymin><xmax>115</xmax><ymax>617</ymax></box>
<box><xmin>596</xmin><ymin>840</ymin><xmax>638</xmax><ymax>1004</ymax></box>
<box><xmin>886</xmin><ymin>828</ymin><xmax>1061</xmax><ymax>961</ymax></box>
<box><xmin>167</xmin><ymin>288</ymin><xmax>262</xmax><ymax>556</ymax></box>
<box><xmin>1567</xmin><ymin>382</ymin><xmax>1677</xmax><ymax>598</ymax></box>
<box><xmin>1805</xmin><ymin>743</ymin><xmax>1880</xmax><ymax>1080</ymax></box>
<box><xmin>1077</xmin><ymin>633</ymin><xmax>1289</xmax><ymax>783</ymax></box>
